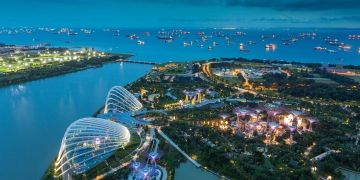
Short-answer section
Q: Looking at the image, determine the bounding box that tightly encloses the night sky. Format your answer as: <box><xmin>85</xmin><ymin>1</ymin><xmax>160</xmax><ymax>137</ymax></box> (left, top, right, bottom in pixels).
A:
<box><xmin>1</xmin><ymin>0</ymin><xmax>359</xmax><ymax>28</ymax></box>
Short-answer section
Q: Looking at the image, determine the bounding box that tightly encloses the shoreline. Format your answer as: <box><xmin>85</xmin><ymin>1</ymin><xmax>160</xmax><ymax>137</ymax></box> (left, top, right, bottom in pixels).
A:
<box><xmin>2</xmin><ymin>55</ymin><xmax>359</xmax><ymax>89</ymax></box>
<box><xmin>0</xmin><ymin>54</ymin><xmax>132</xmax><ymax>88</ymax></box>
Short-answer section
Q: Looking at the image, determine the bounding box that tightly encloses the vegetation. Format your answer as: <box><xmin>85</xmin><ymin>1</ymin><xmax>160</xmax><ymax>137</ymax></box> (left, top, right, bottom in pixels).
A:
<box><xmin>46</xmin><ymin>57</ymin><xmax>360</xmax><ymax>179</ymax></box>
<box><xmin>126</xmin><ymin>58</ymin><xmax>360</xmax><ymax>179</ymax></box>
<box><xmin>0</xmin><ymin>53</ymin><xmax>131</xmax><ymax>87</ymax></box>
<box><xmin>257</xmin><ymin>67</ymin><xmax>360</xmax><ymax>101</ymax></box>
<box><xmin>157</xmin><ymin>134</ymin><xmax>187</xmax><ymax>180</ymax></box>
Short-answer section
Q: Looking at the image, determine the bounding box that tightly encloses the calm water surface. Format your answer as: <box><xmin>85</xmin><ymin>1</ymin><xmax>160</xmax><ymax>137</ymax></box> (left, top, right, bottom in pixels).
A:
<box><xmin>175</xmin><ymin>161</ymin><xmax>219</xmax><ymax>180</ymax></box>
<box><xmin>0</xmin><ymin>28</ymin><xmax>359</xmax><ymax>64</ymax></box>
<box><xmin>0</xmin><ymin>63</ymin><xmax>151</xmax><ymax>179</ymax></box>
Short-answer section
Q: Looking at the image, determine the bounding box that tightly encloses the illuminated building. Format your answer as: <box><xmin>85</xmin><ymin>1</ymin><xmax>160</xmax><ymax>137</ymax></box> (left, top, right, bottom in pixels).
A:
<box><xmin>104</xmin><ymin>86</ymin><xmax>143</xmax><ymax>113</ymax></box>
<box><xmin>183</xmin><ymin>89</ymin><xmax>204</xmax><ymax>105</ymax></box>
<box><xmin>55</xmin><ymin>118</ymin><xmax>131</xmax><ymax>176</ymax></box>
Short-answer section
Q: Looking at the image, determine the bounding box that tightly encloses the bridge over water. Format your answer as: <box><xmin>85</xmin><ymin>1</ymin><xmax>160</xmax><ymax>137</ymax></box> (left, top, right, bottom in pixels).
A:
<box><xmin>118</xmin><ymin>59</ymin><xmax>160</xmax><ymax>65</ymax></box>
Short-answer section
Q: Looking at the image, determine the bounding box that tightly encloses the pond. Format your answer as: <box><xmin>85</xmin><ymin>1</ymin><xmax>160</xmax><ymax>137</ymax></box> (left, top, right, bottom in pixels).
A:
<box><xmin>175</xmin><ymin>161</ymin><xmax>220</xmax><ymax>180</ymax></box>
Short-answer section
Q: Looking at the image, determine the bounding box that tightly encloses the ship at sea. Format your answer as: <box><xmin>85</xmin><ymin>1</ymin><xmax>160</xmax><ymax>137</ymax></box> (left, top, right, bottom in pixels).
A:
<box><xmin>157</xmin><ymin>35</ymin><xmax>173</xmax><ymax>40</ymax></box>
<box><xmin>157</xmin><ymin>31</ymin><xmax>174</xmax><ymax>40</ymax></box>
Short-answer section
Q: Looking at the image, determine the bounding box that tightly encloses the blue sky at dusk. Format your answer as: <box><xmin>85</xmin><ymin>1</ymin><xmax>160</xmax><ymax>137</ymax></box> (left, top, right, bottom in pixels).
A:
<box><xmin>1</xmin><ymin>0</ymin><xmax>359</xmax><ymax>28</ymax></box>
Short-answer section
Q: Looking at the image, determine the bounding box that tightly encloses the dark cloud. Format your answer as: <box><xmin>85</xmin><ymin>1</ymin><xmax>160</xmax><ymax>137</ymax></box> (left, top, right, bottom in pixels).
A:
<box><xmin>162</xmin><ymin>17</ymin><xmax>244</xmax><ymax>22</ymax></box>
<box><xmin>163</xmin><ymin>15</ymin><xmax>360</xmax><ymax>24</ymax></box>
<box><xmin>226</xmin><ymin>0</ymin><xmax>360</xmax><ymax>10</ymax></box>
<box><xmin>253</xmin><ymin>17</ymin><xmax>309</xmax><ymax>23</ymax></box>
<box><xmin>30</xmin><ymin>0</ymin><xmax>360</xmax><ymax>11</ymax></box>
<box><xmin>139</xmin><ymin>0</ymin><xmax>360</xmax><ymax>11</ymax></box>
<box><xmin>254</xmin><ymin>15</ymin><xmax>360</xmax><ymax>23</ymax></box>
<box><xmin>319</xmin><ymin>16</ymin><xmax>360</xmax><ymax>22</ymax></box>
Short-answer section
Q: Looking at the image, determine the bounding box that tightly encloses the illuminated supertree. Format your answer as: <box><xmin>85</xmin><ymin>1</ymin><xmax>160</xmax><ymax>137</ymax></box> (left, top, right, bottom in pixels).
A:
<box><xmin>142</xmin><ymin>167</ymin><xmax>151</xmax><ymax>179</ymax></box>
<box><xmin>189</xmin><ymin>91</ymin><xmax>197</xmax><ymax>105</ymax></box>
<box><xmin>195</xmin><ymin>88</ymin><xmax>204</xmax><ymax>103</ymax></box>
<box><xmin>195</xmin><ymin>88</ymin><xmax>204</xmax><ymax>93</ymax></box>
<box><xmin>288</xmin><ymin>125</ymin><xmax>297</xmax><ymax>144</ymax></box>
<box><xmin>267</xmin><ymin>122</ymin><xmax>278</xmax><ymax>144</ymax></box>
<box><xmin>183</xmin><ymin>90</ymin><xmax>190</xmax><ymax>103</ymax></box>
<box><xmin>308</xmin><ymin>118</ymin><xmax>316</xmax><ymax>131</ymax></box>
<box><xmin>267</xmin><ymin>110</ymin><xmax>279</xmax><ymax>119</ymax></box>
<box><xmin>290</xmin><ymin>110</ymin><xmax>303</xmax><ymax>119</ymax></box>
<box><xmin>233</xmin><ymin>108</ymin><xmax>243</xmax><ymax>129</ymax></box>
<box><xmin>132</xmin><ymin>161</ymin><xmax>141</xmax><ymax>170</ymax></box>
<box><xmin>184</xmin><ymin>90</ymin><xmax>198</xmax><ymax>105</ymax></box>
<box><xmin>254</xmin><ymin>108</ymin><xmax>263</xmax><ymax>121</ymax></box>
<box><xmin>247</xmin><ymin>122</ymin><xmax>256</xmax><ymax>137</ymax></box>
<box><xmin>149</xmin><ymin>151</ymin><xmax>158</xmax><ymax>163</ymax></box>
<box><xmin>269</xmin><ymin>122</ymin><xmax>278</xmax><ymax>131</ymax></box>
<box><xmin>233</xmin><ymin>107</ymin><xmax>249</xmax><ymax>118</ymax></box>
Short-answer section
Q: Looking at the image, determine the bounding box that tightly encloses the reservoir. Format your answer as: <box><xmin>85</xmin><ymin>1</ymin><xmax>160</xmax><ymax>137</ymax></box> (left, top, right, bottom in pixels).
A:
<box><xmin>0</xmin><ymin>62</ymin><xmax>151</xmax><ymax>180</ymax></box>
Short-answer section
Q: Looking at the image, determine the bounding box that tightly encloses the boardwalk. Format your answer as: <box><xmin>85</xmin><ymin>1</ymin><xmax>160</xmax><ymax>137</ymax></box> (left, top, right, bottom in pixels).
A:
<box><xmin>156</xmin><ymin>128</ymin><xmax>201</xmax><ymax>168</ymax></box>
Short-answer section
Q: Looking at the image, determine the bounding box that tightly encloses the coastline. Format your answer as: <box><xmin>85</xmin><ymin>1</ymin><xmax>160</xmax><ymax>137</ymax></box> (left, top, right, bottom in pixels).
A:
<box><xmin>0</xmin><ymin>54</ymin><xmax>132</xmax><ymax>88</ymax></box>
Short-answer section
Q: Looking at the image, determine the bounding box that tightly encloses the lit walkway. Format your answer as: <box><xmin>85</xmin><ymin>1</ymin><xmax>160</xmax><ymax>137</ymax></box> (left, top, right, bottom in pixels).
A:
<box><xmin>310</xmin><ymin>149</ymin><xmax>340</xmax><ymax>162</ymax></box>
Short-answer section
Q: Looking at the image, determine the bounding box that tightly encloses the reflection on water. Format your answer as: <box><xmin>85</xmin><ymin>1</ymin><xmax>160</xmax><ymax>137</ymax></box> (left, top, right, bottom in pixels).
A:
<box><xmin>10</xmin><ymin>85</ymin><xmax>26</xmax><ymax>96</ymax></box>
<box><xmin>175</xmin><ymin>161</ymin><xmax>219</xmax><ymax>180</ymax></box>
<box><xmin>0</xmin><ymin>63</ymin><xmax>151</xmax><ymax>180</ymax></box>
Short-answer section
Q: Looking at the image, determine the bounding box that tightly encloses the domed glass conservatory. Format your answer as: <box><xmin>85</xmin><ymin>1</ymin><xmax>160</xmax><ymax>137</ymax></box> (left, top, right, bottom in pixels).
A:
<box><xmin>104</xmin><ymin>86</ymin><xmax>143</xmax><ymax>113</ymax></box>
<box><xmin>55</xmin><ymin>117</ymin><xmax>131</xmax><ymax>176</ymax></box>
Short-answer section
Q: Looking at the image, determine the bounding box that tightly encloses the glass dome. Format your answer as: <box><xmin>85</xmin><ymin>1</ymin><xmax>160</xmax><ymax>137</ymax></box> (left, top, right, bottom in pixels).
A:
<box><xmin>55</xmin><ymin>117</ymin><xmax>130</xmax><ymax>175</ymax></box>
<box><xmin>104</xmin><ymin>86</ymin><xmax>143</xmax><ymax>113</ymax></box>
